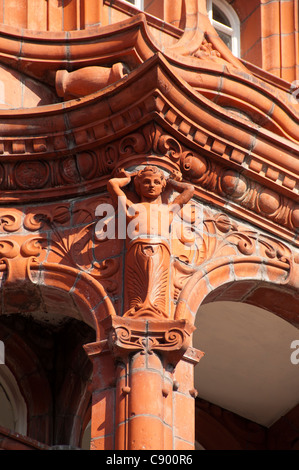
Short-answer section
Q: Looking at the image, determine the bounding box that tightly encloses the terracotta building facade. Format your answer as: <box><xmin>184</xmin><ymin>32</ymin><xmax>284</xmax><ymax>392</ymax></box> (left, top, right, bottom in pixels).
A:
<box><xmin>0</xmin><ymin>0</ymin><xmax>298</xmax><ymax>451</ymax></box>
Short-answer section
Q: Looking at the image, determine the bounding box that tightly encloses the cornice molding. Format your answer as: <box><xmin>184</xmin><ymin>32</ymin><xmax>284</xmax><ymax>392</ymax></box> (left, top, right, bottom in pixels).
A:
<box><xmin>0</xmin><ymin>14</ymin><xmax>297</xmax><ymax>129</ymax></box>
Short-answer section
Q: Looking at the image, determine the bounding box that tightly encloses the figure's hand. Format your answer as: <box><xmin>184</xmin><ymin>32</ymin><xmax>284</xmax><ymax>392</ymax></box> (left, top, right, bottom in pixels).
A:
<box><xmin>168</xmin><ymin>169</ymin><xmax>183</xmax><ymax>182</ymax></box>
<box><xmin>113</xmin><ymin>167</ymin><xmax>130</xmax><ymax>179</ymax></box>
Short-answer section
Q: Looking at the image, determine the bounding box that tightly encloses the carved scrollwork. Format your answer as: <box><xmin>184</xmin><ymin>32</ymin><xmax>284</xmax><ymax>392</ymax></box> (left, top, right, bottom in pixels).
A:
<box><xmin>24</xmin><ymin>205</ymin><xmax>70</xmax><ymax>231</ymax></box>
<box><xmin>24</xmin><ymin>200</ymin><xmax>120</xmax><ymax>295</ymax></box>
<box><xmin>193</xmin><ymin>38</ymin><xmax>222</xmax><ymax>59</ymax></box>
<box><xmin>157</xmin><ymin>134</ymin><xmax>182</xmax><ymax>163</ymax></box>
<box><xmin>116</xmin><ymin>123</ymin><xmax>183</xmax><ymax>165</ymax></box>
<box><xmin>0</xmin><ymin>237</ymin><xmax>44</xmax><ymax>284</ymax></box>
<box><xmin>107</xmin><ymin>318</ymin><xmax>194</xmax><ymax>363</ymax></box>
<box><xmin>119</xmin><ymin>133</ymin><xmax>148</xmax><ymax>158</ymax></box>
<box><xmin>0</xmin><ymin>210</ymin><xmax>22</xmax><ymax>232</ymax></box>
<box><xmin>201</xmin><ymin>210</ymin><xmax>294</xmax><ymax>278</ymax></box>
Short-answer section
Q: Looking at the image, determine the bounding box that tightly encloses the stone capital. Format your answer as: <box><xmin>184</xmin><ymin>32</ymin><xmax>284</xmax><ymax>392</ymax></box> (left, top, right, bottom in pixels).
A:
<box><xmin>85</xmin><ymin>315</ymin><xmax>197</xmax><ymax>366</ymax></box>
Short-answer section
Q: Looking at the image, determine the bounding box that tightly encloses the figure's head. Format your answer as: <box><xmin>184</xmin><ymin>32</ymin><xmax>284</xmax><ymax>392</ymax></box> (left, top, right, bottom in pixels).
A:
<box><xmin>134</xmin><ymin>166</ymin><xmax>166</xmax><ymax>200</ymax></box>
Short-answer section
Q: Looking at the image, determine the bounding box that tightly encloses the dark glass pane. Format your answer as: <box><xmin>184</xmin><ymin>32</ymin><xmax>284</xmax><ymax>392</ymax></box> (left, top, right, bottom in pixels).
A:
<box><xmin>213</xmin><ymin>5</ymin><xmax>231</xmax><ymax>27</ymax></box>
<box><xmin>216</xmin><ymin>28</ymin><xmax>232</xmax><ymax>50</ymax></box>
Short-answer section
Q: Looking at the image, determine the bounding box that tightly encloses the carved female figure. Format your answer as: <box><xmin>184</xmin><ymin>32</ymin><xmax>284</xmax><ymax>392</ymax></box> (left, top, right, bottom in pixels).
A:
<box><xmin>107</xmin><ymin>165</ymin><xmax>194</xmax><ymax>319</ymax></box>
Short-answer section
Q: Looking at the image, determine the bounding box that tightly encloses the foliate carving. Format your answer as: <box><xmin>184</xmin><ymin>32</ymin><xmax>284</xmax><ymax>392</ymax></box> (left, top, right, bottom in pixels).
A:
<box><xmin>125</xmin><ymin>239</ymin><xmax>171</xmax><ymax>318</ymax></box>
<box><xmin>0</xmin><ymin>148</ymin><xmax>113</xmax><ymax>196</ymax></box>
<box><xmin>180</xmin><ymin>151</ymin><xmax>217</xmax><ymax>190</ymax></box>
<box><xmin>24</xmin><ymin>199</ymin><xmax>120</xmax><ymax>294</ymax></box>
<box><xmin>24</xmin><ymin>205</ymin><xmax>70</xmax><ymax>231</ymax></box>
<box><xmin>218</xmin><ymin>169</ymin><xmax>299</xmax><ymax>231</ymax></box>
<box><xmin>201</xmin><ymin>211</ymin><xmax>295</xmax><ymax>279</ymax></box>
<box><xmin>117</xmin><ymin>123</ymin><xmax>183</xmax><ymax>164</ymax></box>
<box><xmin>0</xmin><ymin>121</ymin><xmax>297</xmax><ymax>254</ymax></box>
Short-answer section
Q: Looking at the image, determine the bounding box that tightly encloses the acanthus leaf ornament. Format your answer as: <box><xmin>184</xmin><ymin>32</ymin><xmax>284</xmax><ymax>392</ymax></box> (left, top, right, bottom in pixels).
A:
<box><xmin>24</xmin><ymin>201</ymin><xmax>120</xmax><ymax>294</ymax></box>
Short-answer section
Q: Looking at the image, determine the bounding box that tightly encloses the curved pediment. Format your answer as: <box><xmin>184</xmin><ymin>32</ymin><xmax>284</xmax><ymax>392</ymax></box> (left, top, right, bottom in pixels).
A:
<box><xmin>0</xmin><ymin>14</ymin><xmax>297</xmax><ymax>141</ymax></box>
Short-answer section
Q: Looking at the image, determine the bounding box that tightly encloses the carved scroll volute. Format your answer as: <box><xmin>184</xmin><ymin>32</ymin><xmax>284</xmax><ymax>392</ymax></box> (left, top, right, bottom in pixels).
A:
<box><xmin>102</xmin><ymin>316</ymin><xmax>196</xmax><ymax>366</ymax></box>
<box><xmin>0</xmin><ymin>237</ymin><xmax>44</xmax><ymax>285</ymax></box>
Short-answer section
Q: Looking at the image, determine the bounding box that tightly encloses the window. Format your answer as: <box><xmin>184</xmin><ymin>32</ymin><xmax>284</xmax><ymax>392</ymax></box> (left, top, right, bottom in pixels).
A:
<box><xmin>123</xmin><ymin>0</ymin><xmax>144</xmax><ymax>9</ymax></box>
<box><xmin>207</xmin><ymin>0</ymin><xmax>240</xmax><ymax>57</ymax></box>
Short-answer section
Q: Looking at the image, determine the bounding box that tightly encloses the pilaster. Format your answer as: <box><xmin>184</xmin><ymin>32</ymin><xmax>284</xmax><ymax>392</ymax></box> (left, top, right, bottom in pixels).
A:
<box><xmin>84</xmin><ymin>316</ymin><xmax>203</xmax><ymax>450</ymax></box>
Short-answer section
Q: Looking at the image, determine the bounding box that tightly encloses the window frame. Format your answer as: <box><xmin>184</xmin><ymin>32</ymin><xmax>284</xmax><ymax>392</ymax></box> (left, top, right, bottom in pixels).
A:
<box><xmin>207</xmin><ymin>0</ymin><xmax>240</xmax><ymax>57</ymax></box>
<box><xmin>122</xmin><ymin>0</ymin><xmax>144</xmax><ymax>10</ymax></box>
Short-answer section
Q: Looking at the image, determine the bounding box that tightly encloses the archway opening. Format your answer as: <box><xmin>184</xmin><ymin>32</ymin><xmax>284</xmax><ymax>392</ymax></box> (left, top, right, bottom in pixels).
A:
<box><xmin>194</xmin><ymin>300</ymin><xmax>299</xmax><ymax>428</ymax></box>
<box><xmin>0</xmin><ymin>279</ymin><xmax>97</xmax><ymax>449</ymax></box>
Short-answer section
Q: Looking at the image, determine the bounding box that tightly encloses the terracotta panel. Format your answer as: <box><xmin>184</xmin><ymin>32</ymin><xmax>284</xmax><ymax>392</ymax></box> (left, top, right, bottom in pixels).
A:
<box><xmin>261</xmin><ymin>1</ymin><xmax>280</xmax><ymax>38</ymax></box>
<box><xmin>129</xmin><ymin>416</ymin><xmax>165</xmax><ymax>450</ymax></box>
<box><xmin>174</xmin><ymin>393</ymin><xmax>194</xmax><ymax>443</ymax></box>
<box><xmin>47</xmin><ymin>0</ymin><xmax>64</xmax><ymax>31</ymax></box>
<box><xmin>262</xmin><ymin>34</ymin><xmax>281</xmax><ymax>71</ymax></box>
<box><xmin>91</xmin><ymin>389</ymin><xmax>115</xmax><ymax>438</ymax></box>
<box><xmin>3</xmin><ymin>0</ymin><xmax>27</xmax><ymax>28</ymax></box>
<box><xmin>90</xmin><ymin>435</ymin><xmax>114</xmax><ymax>450</ymax></box>
<box><xmin>281</xmin><ymin>66</ymin><xmax>297</xmax><ymax>83</ymax></box>
<box><xmin>27</xmin><ymin>0</ymin><xmax>48</xmax><ymax>31</ymax></box>
<box><xmin>83</xmin><ymin>0</ymin><xmax>102</xmax><ymax>27</ymax></box>
<box><xmin>241</xmin><ymin>6</ymin><xmax>261</xmax><ymax>50</ymax></box>
<box><xmin>231</xmin><ymin>0</ymin><xmax>260</xmax><ymax>23</ymax></box>
<box><xmin>281</xmin><ymin>0</ymin><xmax>296</xmax><ymax>35</ymax></box>
<box><xmin>64</xmin><ymin>0</ymin><xmax>77</xmax><ymax>31</ymax></box>
<box><xmin>144</xmin><ymin>0</ymin><xmax>164</xmax><ymax>20</ymax></box>
<box><xmin>281</xmin><ymin>33</ymin><xmax>296</xmax><ymax>68</ymax></box>
<box><xmin>129</xmin><ymin>370</ymin><xmax>163</xmax><ymax>418</ymax></box>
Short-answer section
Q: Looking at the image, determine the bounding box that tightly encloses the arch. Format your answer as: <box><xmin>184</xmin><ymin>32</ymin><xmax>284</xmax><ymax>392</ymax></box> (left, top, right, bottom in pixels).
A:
<box><xmin>0</xmin><ymin>261</ymin><xmax>115</xmax><ymax>446</ymax></box>
<box><xmin>0</xmin><ymin>365</ymin><xmax>27</xmax><ymax>435</ymax></box>
<box><xmin>0</xmin><ymin>322</ymin><xmax>52</xmax><ymax>443</ymax></box>
<box><xmin>30</xmin><ymin>262</ymin><xmax>117</xmax><ymax>340</ymax></box>
<box><xmin>193</xmin><ymin>300</ymin><xmax>299</xmax><ymax>427</ymax></box>
<box><xmin>174</xmin><ymin>254</ymin><xmax>299</xmax><ymax>327</ymax></box>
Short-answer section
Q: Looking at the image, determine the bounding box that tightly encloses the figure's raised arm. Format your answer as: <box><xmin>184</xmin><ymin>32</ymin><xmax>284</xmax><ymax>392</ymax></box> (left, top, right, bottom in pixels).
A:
<box><xmin>166</xmin><ymin>171</ymin><xmax>194</xmax><ymax>209</ymax></box>
<box><xmin>107</xmin><ymin>168</ymin><xmax>134</xmax><ymax>207</ymax></box>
